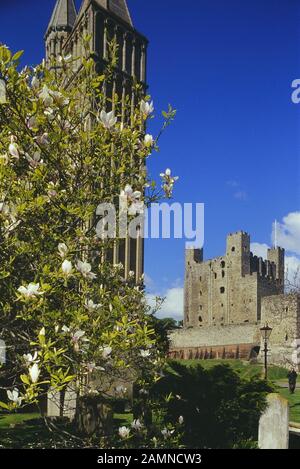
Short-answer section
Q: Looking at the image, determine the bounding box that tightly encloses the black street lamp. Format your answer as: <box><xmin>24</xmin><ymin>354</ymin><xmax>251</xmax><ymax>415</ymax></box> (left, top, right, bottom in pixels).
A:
<box><xmin>260</xmin><ymin>323</ymin><xmax>273</xmax><ymax>380</ymax></box>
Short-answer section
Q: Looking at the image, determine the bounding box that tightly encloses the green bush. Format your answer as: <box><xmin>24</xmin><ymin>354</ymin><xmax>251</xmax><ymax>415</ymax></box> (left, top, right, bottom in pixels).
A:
<box><xmin>151</xmin><ymin>361</ymin><xmax>273</xmax><ymax>449</ymax></box>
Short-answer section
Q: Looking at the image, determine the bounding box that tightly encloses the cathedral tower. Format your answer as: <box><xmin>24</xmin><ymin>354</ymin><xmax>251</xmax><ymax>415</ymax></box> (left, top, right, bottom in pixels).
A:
<box><xmin>45</xmin><ymin>0</ymin><xmax>77</xmax><ymax>63</ymax></box>
<box><xmin>45</xmin><ymin>0</ymin><xmax>148</xmax><ymax>282</ymax></box>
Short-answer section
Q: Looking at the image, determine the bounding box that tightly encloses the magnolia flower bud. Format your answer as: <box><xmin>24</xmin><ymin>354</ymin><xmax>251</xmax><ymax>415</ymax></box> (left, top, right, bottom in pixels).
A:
<box><xmin>29</xmin><ymin>363</ymin><xmax>40</xmax><ymax>383</ymax></box>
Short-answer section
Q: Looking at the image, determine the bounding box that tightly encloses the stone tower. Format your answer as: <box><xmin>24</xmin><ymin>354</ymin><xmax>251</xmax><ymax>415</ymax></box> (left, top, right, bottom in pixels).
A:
<box><xmin>170</xmin><ymin>231</ymin><xmax>289</xmax><ymax>363</ymax></box>
<box><xmin>184</xmin><ymin>231</ymin><xmax>285</xmax><ymax>328</ymax></box>
<box><xmin>45</xmin><ymin>0</ymin><xmax>77</xmax><ymax>62</ymax></box>
<box><xmin>45</xmin><ymin>0</ymin><xmax>148</xmax><ymax>282</ymax></box>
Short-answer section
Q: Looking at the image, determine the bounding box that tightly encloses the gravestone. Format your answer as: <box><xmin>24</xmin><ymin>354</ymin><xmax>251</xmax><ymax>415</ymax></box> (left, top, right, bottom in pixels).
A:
<box><xmin>0</xmin><ymin>339</ymin><xmax>5</xmax><ymax>364</ymax></box>
<box><xmin>75</xmin><ymin>396</ymin><xmax>113</xmax><ymax>436</ymax></box>
<box><xmin>258</xmin><ymin>393</ymin><xmax>289</xmax><ymax>449</ymax></box>
<box><xmin>47</xmin><ymin>385</ymin><xmax>77</xmax><ymax>420</ymax></box>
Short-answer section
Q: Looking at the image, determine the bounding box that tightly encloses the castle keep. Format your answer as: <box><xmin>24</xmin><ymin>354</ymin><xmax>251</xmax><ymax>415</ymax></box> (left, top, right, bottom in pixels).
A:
<box><xmin>184</xmin><ymin>232</ymin><xmax>284</xmax><ymax>328</ymax></box>
<box><xmin>170</xmin><ymin>232</ymin><xmax>300</xmax><ymax>366</ymax></box>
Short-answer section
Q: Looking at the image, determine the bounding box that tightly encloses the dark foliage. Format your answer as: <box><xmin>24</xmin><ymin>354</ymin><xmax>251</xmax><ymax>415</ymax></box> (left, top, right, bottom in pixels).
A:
<box><xmin>151</xmin><ymin>361</ymin><xmax>273</xmax><ymax>448</ymax></box>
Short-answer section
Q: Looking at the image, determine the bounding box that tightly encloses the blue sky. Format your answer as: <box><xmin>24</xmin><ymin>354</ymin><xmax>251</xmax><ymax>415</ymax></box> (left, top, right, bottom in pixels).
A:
<box><xmin>1</xmin><ymin>0</ymin><xmax>300</xmax><ymax>319</ymax></box>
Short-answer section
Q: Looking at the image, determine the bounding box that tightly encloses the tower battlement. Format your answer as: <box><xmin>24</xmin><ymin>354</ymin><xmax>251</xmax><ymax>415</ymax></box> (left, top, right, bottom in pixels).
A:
<box><xmin>184</xmin><ymin>231</ymin><xmax>285</xmax><ymax>328</ymax></box>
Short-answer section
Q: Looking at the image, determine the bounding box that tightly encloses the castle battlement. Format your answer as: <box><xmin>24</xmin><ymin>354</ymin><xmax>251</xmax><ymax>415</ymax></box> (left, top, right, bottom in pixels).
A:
<box><xmin>184</xmin><ymin>231</ymin><xmax>285</xmax><ymax>328</ymax></box>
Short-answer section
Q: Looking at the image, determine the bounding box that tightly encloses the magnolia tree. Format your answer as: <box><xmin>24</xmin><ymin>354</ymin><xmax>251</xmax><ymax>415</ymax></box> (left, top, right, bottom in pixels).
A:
<box><xmin>0</xmin><ymin>40</ymin><xmax>179</xmax><ymax>447</ymax></box>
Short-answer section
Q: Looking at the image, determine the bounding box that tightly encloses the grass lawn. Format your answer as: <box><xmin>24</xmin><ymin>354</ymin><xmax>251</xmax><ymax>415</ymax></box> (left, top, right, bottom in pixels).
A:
<box><xmin>175</xmin><ymin>359</ymin><xmax>288</xmax><ymax>381</ymax></box>
<box><xmin>0</xmin><ymin>411</ymin><xmax>134</xmax><ymax>448</ymax></box>
<box><xmin>0</xmin><ymin>412</ymin><xmax>40</xmax><ymax>428</ymax></box>
<box><xmin>276</xmin><ymin>388</ymin><xmax>300</xmax><ymax>424</ymax></box>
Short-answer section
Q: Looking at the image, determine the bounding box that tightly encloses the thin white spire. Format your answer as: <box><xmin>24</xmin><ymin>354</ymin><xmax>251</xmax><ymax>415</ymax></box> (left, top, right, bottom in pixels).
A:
<box><xmin>274</xmin><ymin>219</ymin><xmax>278</xmax><ymax>249</ymax></box>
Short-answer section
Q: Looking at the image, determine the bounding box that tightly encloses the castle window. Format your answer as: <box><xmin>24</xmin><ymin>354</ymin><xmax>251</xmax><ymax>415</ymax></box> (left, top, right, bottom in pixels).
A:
<box><xmin>199</xmin><ymin>276</ymin><xmax>202</xmax><ymax>282</ymax></box>
<box><xmin>199</xmin><ymin>291</ymin><xmax>202</xmax><ymax>296</ymax></box>
<box><xmin>285</xmin><ymin>307</ymin><xmax>289</xmax><ymax>313</ymax></box>
<box><xmin>222</xmin><ymin>270</ymin><xmax>225</xmax><ymax>278</ymax></box>
<box><xmin>221</xmin><ymin>303</ymin><xmax>224</xmax><ymax>307</ymax></box>
<box><xmin>214</xmin><ymin>273</ymin><xmax>217</xmax><ymax>279</ymax></box>
<box><xmin>199</xmin><ymin>305</ymin><xmax>203</xmax><ymax>311</ymax></box>
<box><xmin>231</xmin><ymin>247</ymin><xmax>235</xmax><ymax>252</ymax></box>
<box><xmin>221</xmin><ymin>261</ymin><xmax>226</xmax><ymax>268</ymax></box>
<box><xmin>220</xmin><ymin>287</ymin><xmax>225</xmax><ymax>294</ymax></box>
<box><xmin>199</xmin><ymin>316</ymin><xmax>203</xmax><ymax>323</ymax></box>
<box><xmin>285</xmin><ymin>334</ymin><xmax>288</xmax><ymax>341</ymax></box>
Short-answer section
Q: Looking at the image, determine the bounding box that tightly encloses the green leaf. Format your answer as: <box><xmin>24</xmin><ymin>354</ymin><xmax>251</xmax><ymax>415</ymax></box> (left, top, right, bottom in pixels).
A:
<box><xmin>20</xmin><ymin>374</ymin><xmax>30</xmax><ymax>385</ymax></box>
<box><xmin>0</xmin><ymin>401</ymin><xmax>10</xmax><ymax>410</ymax></box>
<box><xmin>12</xmin><ymin>50</ymin><xmax>24</xmax><ymax>62</ymax></box>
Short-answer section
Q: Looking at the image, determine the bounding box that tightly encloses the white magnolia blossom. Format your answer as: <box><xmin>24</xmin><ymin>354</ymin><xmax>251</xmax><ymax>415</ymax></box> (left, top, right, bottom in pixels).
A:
<box><xmin>58</xmin><ymin>243</ymin><xmax>68</xmax><ymax>258</ymax></box>
<box><xmin>140</xmin><ymin>100</ymin><xmax>154</xmax><ymax>116</ymax></box>
<box><xmin>76</xmin><ymin>260</ymin><xmax>97</xmax><ymax>280</ymax></box>
<box><xmin>39</xmin><ymin>85</ymin><xmax>54</xmax><ymax>107</ymax></box>
<box><xmin>160</xmin><ymin>168</ymin><xmax>179</xmax><ymax>198</ymax></box>
<box><xmin>119</xmin><ymin>426</ymin><xmax>130</xmax><ymax>439</ymax></box>
<box><xmin>72</xmin><ymin>329</ymin><xmax>88</xmax><ymax>352</ymax></box>
<box><xmin>101</xmin><ymin>346</ymin><xmax>112</xmax><ymax>359</ymax></box>
<box><xmin>23</xmin><ymin>351</ymin><xmax>38</xmax><ymax>364</ymax></box>
<box><xmin>71</xmin><ymin>330</ymin><xmax>86</xmax><ymax>343</ymax></box>
<box><xmin>51</xmin><ymin>90</ymin><xmax>69</xmax><ymax>107</ymax></box>
<box><xmin>7</xmin><ymin>388</ymin><xmax>22</xmax><ymax>406</ymax></box>
<box><xmin>131</xmin><ymin>419</ymin><xmax>143</xmax><ymax>431</ymax></box>
<box><xmin>61</xmin><ymin>259</ymin><xmax>73</xmax><ymax>277</ymax></box>
<box><xmin>0</xmin><ymin>79</ymin><xmax>7</xmax><ymax>104</ymax></box>
<box><xmin>26</xmin><ymin>115</ymin><xmax>37</xmax><ymax>130</ymax></box>
<box><xmin>25</xmin><ymin>151</ymin><xmax>43</xmax><ymax>169</ymax></box>
<box><xmin>62</xmin><ymin>325</ymin><xmax>70</xmax><ymax>333</ymax></box>
<box><xmin>86</xmin><ymin>362</ymin><xmax>105</xmax><ymax>373</ymax></box>
<box><xmin>140</xmin><ymin>349</ymin><xmax>151</xmax><ymax>358</ymax></box>
<box><xmin>18</xmin><ymin>283</ymin><xmax>44</xmax><ymax>299</ymax></box>
<box><xmin>35</xmin><ymin>132</ymin><xmax>49</xmax><ymax>146</ymax></box>
<box><xmin>47</xmin><ymin>181</ymin><xmax>58</xmax><ymax>198</ymax></box>
<box><xmin>0</xmin><ymin>201</ymin><xmax>9</xmax><ymax>215</ymax></box>
<box><xmin>178</xmin><ymin>415</ymin><xmax>184</xmax><ymax>425</ymax></box>
<box><xmin>99</xmin><ymin>110</ymin><xmax>117</xmax><ymax>129</ymax></box>
<box><xmin>29</xmin><ymin>363</ymin><xmax>40</xmax><ymax>383</ymax></box>
<box><xmin>44</xmin><ymin>108</ymin><xmax>55</xmax><ymax>121</ymax></box>
<box><xmin>116</xmin><ymin>385</ymin><xmax>127</xmax><ymax>396</ymax></box>
<box><xmin>85</xmin><ymin>299</ymin><xmax>101</xmax><ymax>312</ymax></box>
<box><xmin>120</xmin><ymin>184</ymin><xmax>144</xmax><ymax>216</ymax></box>
<box><xmin>9</xmin><ymin>136</ymin><xmax>19</xmax><ymax>159</ymax></box>
<box><xmin>39</xmin><ymin>327</ymin><xmax>45</xmax><ymax>337</ymax></box>
<box><xmin>161</xmin><ymin>428</ymin><xmax>175</xmax><ymax>439</ymax></box>
<box><xmin>144</xmin><ymin>134</ymin><xmax>154</xmax><ymax>147</ymax></box>
<box><xmin>31</xmin><ymin>76</ymin><xmax>40</xmax><ymax>89</ymax></box>
<box><xmin>58</xmin><ymin>53</ymin><xmax>72</xmax><ymax>63</ymax></box>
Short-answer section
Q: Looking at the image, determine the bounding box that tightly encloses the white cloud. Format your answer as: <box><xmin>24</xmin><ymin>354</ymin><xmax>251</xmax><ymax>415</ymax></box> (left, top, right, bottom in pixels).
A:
<box><xmin>251</xmin><ymin>242</ymin><xmax>269</xmax><ymax>259</ymax></box>
<box><xmin>234</xmin><ymin>191</ymin><xmax>248</xmax><ymax>201</ymax></box>
<box><xmin>285</xmin><ymin>255</ymin><xmax>300</xmax><ymax>288</ymax></box>
<box><xmin>147</xmin><ymin>287</ymin><xmax>184</xmax><ymax>321</ymax></box>
<box><xmin>274</xmin><ymin>212</ymin><xmax>300</xmax><ymax>255</ymax></box>
<box><xmin>251</xmin><ymin>212</ymin><xmax>300</xmax><ymax>287</ymax></box>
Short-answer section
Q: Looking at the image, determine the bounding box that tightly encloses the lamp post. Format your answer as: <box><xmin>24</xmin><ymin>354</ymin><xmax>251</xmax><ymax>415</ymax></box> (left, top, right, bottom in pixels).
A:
<box><xmin>260</xmin><ymin>323</ymin><xmax>272</xmax><ymax>380</ymax></box>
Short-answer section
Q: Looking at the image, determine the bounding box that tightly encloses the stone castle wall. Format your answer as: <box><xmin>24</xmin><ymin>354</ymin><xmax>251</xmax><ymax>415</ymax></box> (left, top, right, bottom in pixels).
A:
<box><xmin>169</xmin><ymin>323</ymin><xmax>260</xmax><ymax>360</ymax></box>
<box><xmin>171</xmin><ymin>232</ymin><xmax>300</xmax><ymax>368</ymax></box>
<box><xmin>261</xmin><ymin>294</ymin><xmax>300</xmax><ymax>367</ymax></box>
<box><xmin>184</xmin><ymin>232</ymin><xmax>284</xmax><ymax>328</ymax></box>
